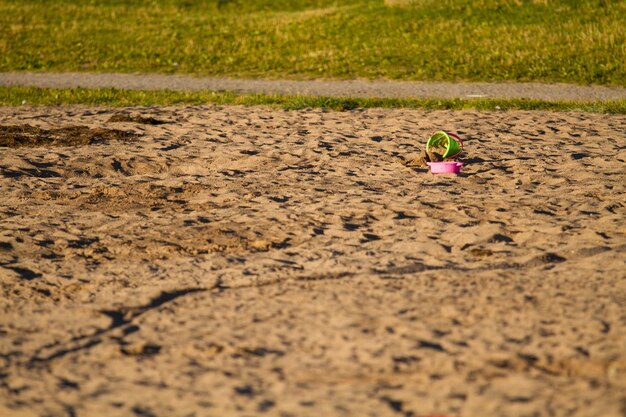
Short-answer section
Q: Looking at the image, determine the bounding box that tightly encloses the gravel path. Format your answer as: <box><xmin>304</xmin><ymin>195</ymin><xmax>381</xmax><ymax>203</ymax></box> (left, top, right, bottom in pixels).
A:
<box><xmin>1</xmin><ymin>71</ymin><xmax>625</xmax><ymax>101</ymax></box>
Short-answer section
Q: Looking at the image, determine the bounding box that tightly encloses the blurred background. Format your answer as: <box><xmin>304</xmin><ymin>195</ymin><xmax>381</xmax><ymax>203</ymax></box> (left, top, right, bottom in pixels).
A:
<box><xmin>1</xmin><ymin>0</ymin><xmax>624</xmax><ymax>85</ymax></box>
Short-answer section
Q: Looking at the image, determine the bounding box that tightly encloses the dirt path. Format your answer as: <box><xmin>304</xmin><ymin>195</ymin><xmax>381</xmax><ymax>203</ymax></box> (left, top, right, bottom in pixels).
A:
<box><xmin>2</xmin><ymin>72</ymin><xmax>625</xmax><ymax>101</ymax></box>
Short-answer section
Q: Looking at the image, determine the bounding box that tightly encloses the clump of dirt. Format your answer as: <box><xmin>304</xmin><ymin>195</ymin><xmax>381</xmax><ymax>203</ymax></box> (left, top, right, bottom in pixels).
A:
<box><xmin>0</xmin><ymin>125</ymin><xmax>139</xmax><ymax>148</ymax></box>
<box><xmin>108</xmin><ymin>113</ymin><xmax>169</xmax><ymax>125</ymax></box>
<box><xmin>427</xmin><ymin>145</ymin><xmax>448</xmax><ymax>162</ymax></box>
<box><xmin>405</xmin><ymin>145</ymin><xmax>454</xmax><ymax>167</ymax></box>
<box><xmin>468</xmin><ymin>247</ymin><xmax>493</xmax><ymax>257</ymax></box>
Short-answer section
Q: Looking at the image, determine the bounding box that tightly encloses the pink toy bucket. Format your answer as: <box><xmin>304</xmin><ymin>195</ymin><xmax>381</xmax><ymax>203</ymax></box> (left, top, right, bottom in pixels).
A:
<box><xmin>427</xmin><ymin>161</ymin><xmax>463</xmax><ymax>174</ymax></box>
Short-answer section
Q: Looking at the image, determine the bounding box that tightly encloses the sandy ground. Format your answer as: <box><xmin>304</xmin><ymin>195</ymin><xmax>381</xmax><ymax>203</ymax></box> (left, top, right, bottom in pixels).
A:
<box><xmin>0</xmin><ymin>105</ymin><xmax>625</xmax><ymax>417</ymax></box>
<box><xmin>2</xmin><ymin>72</ymin><xmax>626</xmax><ymax>101</ymax></box>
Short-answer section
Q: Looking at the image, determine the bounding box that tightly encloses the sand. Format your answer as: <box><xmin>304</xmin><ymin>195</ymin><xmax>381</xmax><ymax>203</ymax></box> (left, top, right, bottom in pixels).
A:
<box><xmin>0</xmin><ymin>105</ymin><xmax>625</xmax><ymax>417</ymax></box>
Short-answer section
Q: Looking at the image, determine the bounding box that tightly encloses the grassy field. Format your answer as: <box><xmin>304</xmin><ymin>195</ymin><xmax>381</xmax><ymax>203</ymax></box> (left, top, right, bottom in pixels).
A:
<box><xmin>1</xmin><ymin>0</ymin><xmax>625</xmax><ymax>85</ymax></box>
<box><xmin>2</xmin><ymin>86</ymin><xmax>625</xmax><ymax>113</ymax></box>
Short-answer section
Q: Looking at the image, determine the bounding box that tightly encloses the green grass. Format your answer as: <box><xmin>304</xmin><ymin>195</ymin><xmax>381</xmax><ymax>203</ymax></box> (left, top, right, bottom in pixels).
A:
<box><xmin>2</xmin><ymin>86</ymin><xmax>625</xmax><ymax>113</ymax></box>
<box><xmin>1</xmin><ymin>0</ymin><xmax>625</xmax><ymax>85</ymax></box>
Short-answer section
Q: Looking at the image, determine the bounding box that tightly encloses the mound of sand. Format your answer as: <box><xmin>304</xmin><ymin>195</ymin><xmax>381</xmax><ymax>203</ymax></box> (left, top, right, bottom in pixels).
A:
<box><xmin>0</xmin><ymin>105</ymin><xmax>625</xmax><ymax>417</ymax></box>
<box><xmin>0</xmin><ymin>124</ymin><xmax>138</xmax><ymax>148</ymax></box>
